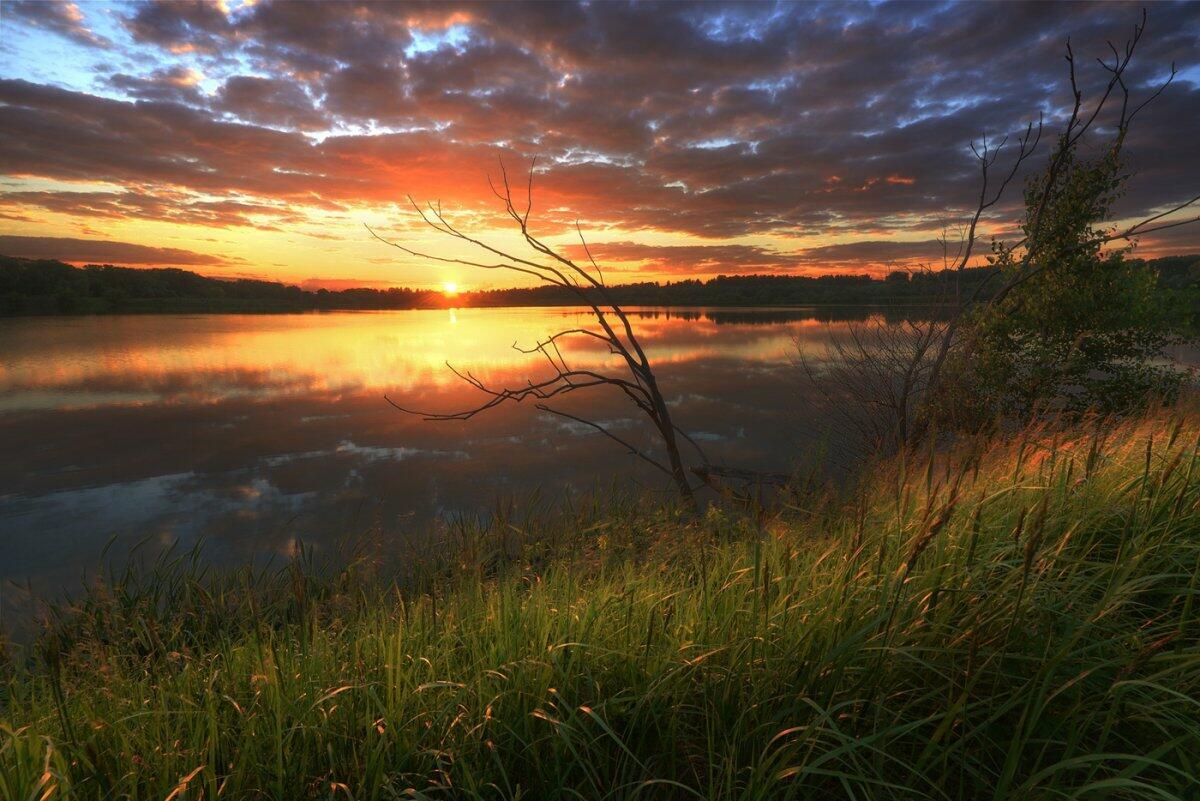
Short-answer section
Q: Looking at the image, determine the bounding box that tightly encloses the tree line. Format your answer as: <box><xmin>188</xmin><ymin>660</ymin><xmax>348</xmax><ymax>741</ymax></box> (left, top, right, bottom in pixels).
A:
<box><xmin>2</xmin><ymin>252</ymin><xmax>1197</xmax><ymax>316</ymax></box>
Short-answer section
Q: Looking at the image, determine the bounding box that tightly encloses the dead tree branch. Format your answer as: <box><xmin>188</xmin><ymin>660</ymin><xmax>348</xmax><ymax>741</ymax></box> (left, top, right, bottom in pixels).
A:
<box><xmin>371</xmin><ymin>160</ymin><xmax>698</xmax><ymax>504</ymax></box>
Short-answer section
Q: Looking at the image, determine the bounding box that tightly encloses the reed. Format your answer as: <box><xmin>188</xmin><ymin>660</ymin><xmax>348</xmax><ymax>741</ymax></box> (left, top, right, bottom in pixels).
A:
<box><xmin>3</xmin><ymin>406</ymin><xmax>1199</xmax><ymax>799</ymax></box>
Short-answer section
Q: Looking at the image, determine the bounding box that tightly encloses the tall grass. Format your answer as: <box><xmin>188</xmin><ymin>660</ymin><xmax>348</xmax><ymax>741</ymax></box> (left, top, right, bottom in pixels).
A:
<box><xmin>2</xmin><ymin>407</ymin><xmax>1199</xmax><ymax>799</ymax></box>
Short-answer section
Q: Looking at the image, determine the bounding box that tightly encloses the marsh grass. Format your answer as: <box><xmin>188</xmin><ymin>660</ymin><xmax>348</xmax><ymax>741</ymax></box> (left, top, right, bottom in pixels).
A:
<box><xmin>2</xmin><ymin>407</ymin><xmax>1199</xmax><ymax>799</ymax></box>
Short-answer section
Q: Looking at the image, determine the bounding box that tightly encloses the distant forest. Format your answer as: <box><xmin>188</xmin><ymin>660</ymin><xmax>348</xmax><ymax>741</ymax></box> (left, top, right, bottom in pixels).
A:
<box><xmin>2</xmin><ymin>253</ymin><xmax>1198</xmax><ymax>316</ymax></box>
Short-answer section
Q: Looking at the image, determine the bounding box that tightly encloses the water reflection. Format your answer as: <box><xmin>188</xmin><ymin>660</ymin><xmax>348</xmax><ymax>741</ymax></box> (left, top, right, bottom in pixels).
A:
<box><xmin>0</xmin><ymin>307</ymin><xmax>901</xmax><ymax>622</ymax></box>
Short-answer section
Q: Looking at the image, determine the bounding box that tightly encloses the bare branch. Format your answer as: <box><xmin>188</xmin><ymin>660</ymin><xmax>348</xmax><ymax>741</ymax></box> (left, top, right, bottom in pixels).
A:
<box><xmin>535</xmin><ymin>403</ymin><xmax>676</xmax><ymax>479</ymax></box>
<box><xmin>918</xmin><ymin>12</ymin><xmax>1186</xmax><ymax>434</ymax></box>
<box><xmin>373</xmin><ymin>168</ymin><xmax>701</xmax><ymax>503</ymax></box>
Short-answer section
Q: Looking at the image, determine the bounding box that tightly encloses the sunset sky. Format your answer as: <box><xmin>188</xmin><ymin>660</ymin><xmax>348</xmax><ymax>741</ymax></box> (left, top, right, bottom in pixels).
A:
<box><xmin>1</xmin><ymin>0</ymin><xmax>1198</xmax><ymax>291</ymax></box>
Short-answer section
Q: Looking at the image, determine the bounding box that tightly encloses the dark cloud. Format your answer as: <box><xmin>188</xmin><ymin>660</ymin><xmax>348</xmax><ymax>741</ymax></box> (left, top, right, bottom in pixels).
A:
<box><xmin>213</xmin><ymin>75</ymin><xmax>328</xmax><ymax>130</ymax></box>
<box><xmin>298</xmin><ymin>277</ymin><xmax>399</xmax><ymax>291</ymax></box>
<box><xmin>121</xmin><ymin>0</ymin><xmax>233</xmax><ymax>55</ymax></box>
<box><xmin>790</xmin><ymin>239</ymin><xmax>950</xmax><ymax>270</ymax></box>
<box><xmin>0</xmin><ymin>188</ymin><xmax>307</xmax><ymax>230</ymax></box>
<box><xmin>104</xmin><ymin>66</ymin><xmax>206</xmax><ymax>104</ymax></box>
<box><xmin>2</xmin><ymin>0</ymin><xmax>1199</xmax><ymax>274</ymax></box>
<box><xmin>4</xmin><ymin>0</ymin><xmax>110</xmax><ymax>47</ymax></box>
<box><xmin>568</xmin><ymin>238</ymin><xmax>964</xmax><ymax>275</ymax></box>
<box><xmin>564</xmin><ymin>241</ymin><xmax>804</xmax><ymax>274</ymax></box>
<box><xmin>562</xmin><ymin>236</ymin><xmax>983</xmax><ymax>276</ymax></box>
<box><xmin>0</xmin><ymin>235</ymin><xmax>230</xmax><ymax>266</ymax></box>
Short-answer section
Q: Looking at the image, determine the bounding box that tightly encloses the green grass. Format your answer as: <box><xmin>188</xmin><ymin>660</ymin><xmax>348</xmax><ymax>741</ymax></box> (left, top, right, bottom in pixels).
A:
<box><xmin>3</xmin><ymin>408</ymin><xmax>1200</xmax><ymax>799</ymax></box>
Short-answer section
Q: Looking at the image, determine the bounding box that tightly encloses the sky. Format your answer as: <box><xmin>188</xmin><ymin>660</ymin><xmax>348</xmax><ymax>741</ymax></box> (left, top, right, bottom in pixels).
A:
<box><xmin>1</xmin><ymin>0</ymin><xmax>1198</xmax><ymax>291</ymax></box>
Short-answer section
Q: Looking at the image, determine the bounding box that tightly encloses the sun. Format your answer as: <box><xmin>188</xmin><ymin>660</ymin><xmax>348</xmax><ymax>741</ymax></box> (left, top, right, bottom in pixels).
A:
<box><xmin>442</xmin><ymin>281</ymin><xmax>459</xmax><ymax>296</ymax></box>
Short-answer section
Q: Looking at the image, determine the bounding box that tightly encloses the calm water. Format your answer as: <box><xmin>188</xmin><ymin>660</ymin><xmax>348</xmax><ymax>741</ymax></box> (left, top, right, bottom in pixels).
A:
<box><xmin>0</xmin><ymin>306</ymin><xmax>940</xmax><ymax>621</ymax></box>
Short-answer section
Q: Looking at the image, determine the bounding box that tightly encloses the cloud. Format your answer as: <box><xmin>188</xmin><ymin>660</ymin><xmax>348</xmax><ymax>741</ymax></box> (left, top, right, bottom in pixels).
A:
<box><xmin>569</xmin><ymin>237</ymin><xmax>989</xmax><ymax>274</ymax></box>
<box><xmin>4</xmin><ymin>0</ymin><xmax>110</xmax><ymax>47</ymax></box>
<box><xmin>214</xmin><ymin>76</ymin><xmax>328</xmax><ymax>130</ymax></box>
<box><xmin>0</xmin><ymin>235</ymin><xmax>230</xmax><ymax>266</ymax></box>
<box><xmin>0</xmin><ymin>189</ymin><xmax>307</xmax><ymax>231</ymax></box>
<box><xmin>564</xmin><ymin>241</ymin><xmax>804</xmax><ymax>274</ymax></box>
<box><xmin>1128</xmin><ymin>220</ymin><xmax>1200</xmax><ymax>260</ymax></box>
<box><xmin>298</xmin><ymin>277</ymin><xmax>400</xmax><ymax>291</ymax></box>
<box><xmin>790</xmin><ymin>239</ymin><xmax>952</xmax><ymax>270</ymax></box>
<box><xmin>104</xmin><ymin>66</ymin><xmax>206</xmax><ymax>104</ymax></box>
<box><xmin>121</xmin><ymin>0</ymin><xmax>232</xmax><ymax>55</ymax></box>
<box><xmin>0</xmin><ymin>79</ymin><xmax>504</xmax><ymax>206</ymax></box>
<box><xmin>1</xmin><ymin>1</ymin><xmax>1198</xmax><ymax>277</ymax></box>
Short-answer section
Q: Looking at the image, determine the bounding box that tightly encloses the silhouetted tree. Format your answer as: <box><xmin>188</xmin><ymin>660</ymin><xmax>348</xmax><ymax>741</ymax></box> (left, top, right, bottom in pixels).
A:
<box><xmin>810</xmin><ymin>12</ymin><xmax>1199</xmax><ymax>449</ymax></box>
<box><xmin>928</xmin><ymin>12</ymin><xmax>1198</xmax><ymax>426</ymax></box>
<box><xmin>368</xmin><ymin>163</ymin><xmax>704</xmax><ymax>504</ymax></box>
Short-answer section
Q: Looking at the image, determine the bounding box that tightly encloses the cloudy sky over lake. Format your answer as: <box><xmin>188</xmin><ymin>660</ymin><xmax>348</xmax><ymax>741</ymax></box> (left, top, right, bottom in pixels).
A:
<box><xmin>1</xmin><ymin>0</ymin><xmax>1198</xmax><ymax>288</ymax></box>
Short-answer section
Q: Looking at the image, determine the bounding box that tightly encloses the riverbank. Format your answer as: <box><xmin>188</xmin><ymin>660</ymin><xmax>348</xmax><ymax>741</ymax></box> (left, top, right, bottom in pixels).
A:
<box><xmin>3</xmin><ymin>407</ymin><xmax>1199</xmax><ymax>798</ymax></box>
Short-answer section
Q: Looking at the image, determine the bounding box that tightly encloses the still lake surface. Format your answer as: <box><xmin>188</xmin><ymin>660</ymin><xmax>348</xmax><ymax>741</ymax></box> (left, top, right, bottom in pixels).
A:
<box><xmin>9</xmin><ymin>305</ymin><xmax>1188</xmax><ymax>622</ymax></box>
<box><xmin>0</xmin><ymin>306</ymin><xmax>861</xmax><ymax>610</ymax></box>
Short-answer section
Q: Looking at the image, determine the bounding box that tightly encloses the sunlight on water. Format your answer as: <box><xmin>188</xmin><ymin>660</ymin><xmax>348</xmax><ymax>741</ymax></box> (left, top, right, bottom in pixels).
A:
<box><xmin>0</xmin><ymin>308</ymin><xmax>846</xmax><ymax>410</ymax></box>
<box><xmin>0</xmin><ymin>306</ymin><xmax>912</xmax><ymax>620</ymax></box>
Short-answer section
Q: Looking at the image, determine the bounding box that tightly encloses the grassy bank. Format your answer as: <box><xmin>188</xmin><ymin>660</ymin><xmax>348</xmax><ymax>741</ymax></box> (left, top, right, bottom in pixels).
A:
<box><xmin>3</xmin><ymin>409</ymin><xmax>1200</xmax><ymax>799</ymax></box>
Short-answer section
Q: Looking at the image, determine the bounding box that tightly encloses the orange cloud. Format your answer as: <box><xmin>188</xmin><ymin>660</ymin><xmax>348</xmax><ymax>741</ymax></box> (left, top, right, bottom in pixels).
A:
<box><xmin>2</xmin><ymin>0</ymin><xmax>1198</xmax><ymax>286</ymax></box>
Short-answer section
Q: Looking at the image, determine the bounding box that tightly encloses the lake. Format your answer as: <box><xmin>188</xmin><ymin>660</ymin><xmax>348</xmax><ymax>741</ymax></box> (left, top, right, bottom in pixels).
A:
<box><xmin>0</xmin><ymin>307</ymin><xmax>876</xmax><ymax>613</ymax></box>
<box><xmin>9</xmin><ymin>305</ymin><xmax>1186</xmax><ymax>625</ymax></box>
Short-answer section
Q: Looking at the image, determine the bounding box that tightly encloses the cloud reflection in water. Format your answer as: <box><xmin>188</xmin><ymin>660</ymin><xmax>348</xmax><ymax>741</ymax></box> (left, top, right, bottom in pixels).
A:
<box><xmin>0</xmin><ymin>307</ymin><xmax>896</xmax><ymax>620</ymax></box>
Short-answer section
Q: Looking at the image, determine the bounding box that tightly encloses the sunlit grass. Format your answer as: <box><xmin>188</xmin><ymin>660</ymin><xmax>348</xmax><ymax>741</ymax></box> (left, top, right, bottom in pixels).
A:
<box><xmin>3</xmin><ymin>407</ymin><xmax>1200</xmax><ymax>798</ymax></box>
